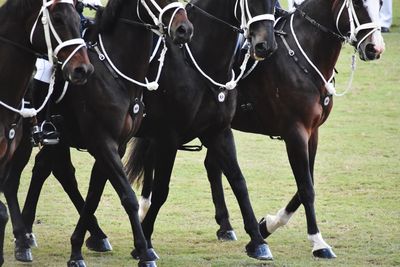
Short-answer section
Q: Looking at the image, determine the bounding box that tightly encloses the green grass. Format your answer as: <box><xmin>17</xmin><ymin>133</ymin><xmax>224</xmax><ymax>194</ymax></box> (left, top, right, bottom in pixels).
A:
<box><xmin>1</xmin><ymin>1</ymin><xmax>400</xmax><ymax>267</ymax></box>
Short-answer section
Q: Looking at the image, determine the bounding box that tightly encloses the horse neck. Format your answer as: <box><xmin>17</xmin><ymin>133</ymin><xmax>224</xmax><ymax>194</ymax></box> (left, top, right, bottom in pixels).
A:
<box><xmin>97</xmin><ymin>1</ymin><xmax>153</xmax><ymax>82</ymax></box>
<box><xmin>187</xmin><ymin>0</ymin><xmax>239</xmax><ymax>78</ymax></box>
<box><xmin>292</xmin><ymin>0</ymin><xmax>343</xmax><ymax>76</ymax></box>
<box><xmin>0</xmin><ymin>0</ymin><xmax>39</xmax><ymax>109</ymax></box>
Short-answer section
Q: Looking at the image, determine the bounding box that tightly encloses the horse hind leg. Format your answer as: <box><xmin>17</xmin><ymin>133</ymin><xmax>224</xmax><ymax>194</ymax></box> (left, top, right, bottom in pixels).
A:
<box><xmin>201</xmin><ymin>129</ymin><xmax>272</xmax><ymax>261</ymax></box>
<box><xmin>204</xmin><ymin>150</ymin><xmax>237</xmax><ymax>241</ymax></box>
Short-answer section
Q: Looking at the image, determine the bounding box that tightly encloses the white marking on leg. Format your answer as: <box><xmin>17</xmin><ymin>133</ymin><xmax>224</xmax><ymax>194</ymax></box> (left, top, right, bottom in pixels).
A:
<box><xmin>308</xmin><ymin>232</ymin><xmax>331</xmax><ymax>251</ymax></box>
<box><xmin>265</xmin><ymin>208</ymin><xmax>294</xmax><ymax>234</ymax></box>
<box><xmin>138</xmin><ymin>195</ymin><xmax>152</xmax><ymax>223</ymax></box>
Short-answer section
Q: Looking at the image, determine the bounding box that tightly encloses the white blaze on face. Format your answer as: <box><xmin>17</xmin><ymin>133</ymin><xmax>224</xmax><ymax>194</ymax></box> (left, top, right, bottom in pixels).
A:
<box><xmin>363</xmin><ymin>0</ymin><xmax>385</xmax><ymax>53</ymax></box>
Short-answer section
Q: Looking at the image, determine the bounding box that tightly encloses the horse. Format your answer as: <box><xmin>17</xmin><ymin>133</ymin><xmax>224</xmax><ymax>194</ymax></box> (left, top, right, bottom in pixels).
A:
<box><xmin>4</xmin><ymin>0</ymin><xmax>193</xmax><ymax>266</ymax></box>
<box><xmin>120</xmin><ymin>0</ymin><xmax>278</xmax><ymax>261</ymax></box>
<box><xmin>165</xmin><ymin>0</ymin><xmax>384</xmax><ymax>260</ymax></box>
<box><xmin>0</xmin><ymin>0</ymin><xmax>93</xmax><ymax>265</ymax></box>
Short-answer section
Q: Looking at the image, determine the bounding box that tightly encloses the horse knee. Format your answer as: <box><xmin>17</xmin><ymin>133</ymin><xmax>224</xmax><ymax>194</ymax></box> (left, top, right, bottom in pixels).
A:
<box><xmin>120</xmin><ymin>195</ymin><xmax>139</xmax><ymax>214</ymax></box>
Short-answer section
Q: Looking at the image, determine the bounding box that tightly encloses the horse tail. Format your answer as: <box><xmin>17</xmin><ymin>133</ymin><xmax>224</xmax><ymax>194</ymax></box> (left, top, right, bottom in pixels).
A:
<box><xmin>125</xmin><ymin>138</ymin><xmax>153</xmax><ymax>187</ymax></box>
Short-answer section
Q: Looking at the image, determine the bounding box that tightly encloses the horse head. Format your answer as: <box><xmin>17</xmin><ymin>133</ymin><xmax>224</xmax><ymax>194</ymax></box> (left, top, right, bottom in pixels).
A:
<box><xmin>29</xmin><ymin>0</ymin><xmax>93</xmax><ymax>84</ymax></box>
<box><xmin>140</xmin><ymin>0</ymin><xmax>193</xmax><ymax>44</ymax></box>
<box><xmin>236</xmin><ymin>0</ymin><xmax>278</xmax><ymax>60</ymax></box>
<box><xmin>333</xmin><ymin>0</ymin><xmax>385</xmax><ymax>61</ymax></box>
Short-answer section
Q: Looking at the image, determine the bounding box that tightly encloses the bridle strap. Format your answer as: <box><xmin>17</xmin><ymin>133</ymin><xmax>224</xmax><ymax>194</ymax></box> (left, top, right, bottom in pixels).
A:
<box><xmin>235</xmin><ymin>0</ymin><xmax>275</xmax><ymax>38</ymax></box>
<box><xmin>30</xmin><ymin>0</ymin><xmax>86</xmax><ymax>67</ymax></box>
<box><xmin>335</xmin><ymin>0</ymin><xmax>379</xmax><ymax>45</ymax></box>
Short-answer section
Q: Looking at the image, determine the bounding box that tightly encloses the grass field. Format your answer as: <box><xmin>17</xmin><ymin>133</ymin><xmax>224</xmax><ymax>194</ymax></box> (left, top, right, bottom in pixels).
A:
<box><xmin>1</xmin><ymin>1</ymin><xmax>399</xmax><ymax>266</ymax></box>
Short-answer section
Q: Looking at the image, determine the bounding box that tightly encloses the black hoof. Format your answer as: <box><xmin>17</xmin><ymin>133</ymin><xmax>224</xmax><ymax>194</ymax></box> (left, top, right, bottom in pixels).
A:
<box><xmin>27</xmin><ymin>233</ymin><xmax>38</xmax><ymax>248</ymax></box>
<box><xmin>259</xmin><ymin>218</ymin><xmax>272</xmax><ymax>239</ymax></box>
<box><xmin>138</xmin><ymin>260</ymin><xmax>157</xmax><ymax>267</ymax></box>
<box><xmin>67</xmin><ymin>259</ymin><xmax>87</xmax><ymax>267</ymax></box>
<box><xmin>14</xmin><ymin>246</ymin><xmax>32</xmax><ymax>262</ymax></box>
<box><xmin>131</xmin><ymin>248</ymin><xmax>159</xmax><ymax>261</ymax></box>
<box><xmin>246</xmin><ymin>243</ymin><xmax>273</xmax><ymax>261</ymax></box>
<box><xmin>313</xmin><ymin>248</ymin><xmax>337</xmax><ymax>259</ymax></box>
<box><xmin>217</xmin><ymin>229</ymin><xmax>237</xmax><ymax>241</ymax></box>
<box><xmin>85</xmin><ymin>236</ymin><xmax>112</xmax><ymax>252</ymax></box>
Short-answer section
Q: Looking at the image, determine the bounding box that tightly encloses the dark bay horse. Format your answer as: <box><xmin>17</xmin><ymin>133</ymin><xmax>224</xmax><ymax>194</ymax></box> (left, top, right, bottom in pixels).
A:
<box><xmin>195</xmin><ymin>0</ymin><xmax>385</xmax><ymax>259</ymax></box>
<box><xmin>0</xmin><ymin>0</ymin><xmax>93</xmax><ymax>265</ymax></box>
<box><xmin>5</xmin><ymin>0</ymin><xmax>193</xmax><ymax>266</ymax></box>
<box><xmin>123</xmin><ymin>0</ymin><xmax>278</xmax><ymax>261</ymax></box>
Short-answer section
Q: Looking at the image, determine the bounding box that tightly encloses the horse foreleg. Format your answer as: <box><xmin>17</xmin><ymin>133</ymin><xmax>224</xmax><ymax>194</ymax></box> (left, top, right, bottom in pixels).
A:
<box><xmin>204</xmin><ymin>150</ymin><xmax>236</xmax><ymax>241</ymax></box>
<box><xmin>201</xmin><ymin>128</ymin><xmax>272</xmax><ymax>260</ymax></box>
<box><xmin>0</xmin><ymin>201</ymin><xmax>8</xmax><ymax>266</ymax></box>
<box><xmin>139</xmin><ymin>140</ymin><xmax>156</xmax><ymax>223</ymax></box>
<box><xmin>51</xmin><ymin>144</ymin><xmax>112</xmax><ymax>252</ymax></box>
<box><xmin>3</xmin><ymin>128</ymin><xmax>33</xmax><ymax>262</ymax></box>
<box><xmin>277</xmin><ymin>127</ymin><xmax>335</xmax><ymax>258</ymax></box>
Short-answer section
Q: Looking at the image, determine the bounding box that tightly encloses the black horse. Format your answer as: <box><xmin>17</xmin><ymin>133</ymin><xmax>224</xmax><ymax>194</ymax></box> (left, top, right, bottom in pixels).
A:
<box><xmin>123</xmin><ymin>0</ymin><xmax>277</xmax><ymax>261</ymax></box>
<box><xmin>0</xmin><ymin>0</ymin><xmax>93</xmax><ymax>265</ymax></box>
<box><xmin>5</xmin><ymin>0</ymin><xmax>193</xmax><ymax>266</ymax></box>
<box><xmin>137</xmin><ymin>0</ymin><xmax>385</xmax><ymax>260</ymax></box>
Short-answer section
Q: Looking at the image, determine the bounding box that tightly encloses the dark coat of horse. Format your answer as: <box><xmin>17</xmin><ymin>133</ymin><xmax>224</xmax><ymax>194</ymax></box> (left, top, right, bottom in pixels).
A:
<box><xmin>0</xmin><ymin>0</ymin><xmax>92</xmax><ymax>265</ymax></box>
<box><xmin>124</xmin><ymin>0</ymin><xmax>278</xmax><ymax>261</ymax></box>
<box><xmin>4</xmin><ymin>0</ymin><xmax>193</xmax><ymax>266</ymax></box>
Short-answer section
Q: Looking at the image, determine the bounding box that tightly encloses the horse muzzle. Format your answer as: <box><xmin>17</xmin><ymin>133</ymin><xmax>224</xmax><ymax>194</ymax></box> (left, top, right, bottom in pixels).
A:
<box><xmin>64</xmin><ymin>63</ymin><xmax>94</xmax><ymax>85</ymax></box>
<box><xmin>358</xmin><ymin>42</ymin><xmax>384</xmax><ymax>61</ymax></box>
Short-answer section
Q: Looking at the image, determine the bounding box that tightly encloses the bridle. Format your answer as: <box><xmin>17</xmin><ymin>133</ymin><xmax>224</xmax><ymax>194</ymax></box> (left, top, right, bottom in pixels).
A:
<box><xmin>0</xmin><ymin>0</ymin><xmax>86</xmax><ymax>118</ymax></box>
<box><xmin>30</xmin><ymin>0</ymin><xmax>86</xmax><ymax>69</ymax></box>
<box><xmin>234</xmin><ymin>0</ymin><xmax>275</xmax><ymax>39</ymax></box>
<box><xmin>335</xmin><ymin>0</ymin><xmax>379</xmax><ymax>50</ymax></box>
<box><xmin>137</xmin><ymin>0</ymin><xmax>186</xmax><ymax>36</ymax></box>
<box><xmin>182</xmin><ymin>0</ymin><xmax>276</xmax><ymax>92</ymax></box>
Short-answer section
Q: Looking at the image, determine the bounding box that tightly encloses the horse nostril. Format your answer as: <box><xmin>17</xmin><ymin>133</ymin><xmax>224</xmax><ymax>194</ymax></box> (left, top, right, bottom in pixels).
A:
<box><xmin>176</xmin><ymin>25</ymin><xmax>187</xmax><ymax>36</ymax></box>
<box><xmin>255</xmin><ymin>42</ymin><xmax>268</xmax><ymax>54</ymax></box>
<box><xmin>74</xmin><ymin>66</ymin><xmax>87</xmax><ymax>78</ymax></box>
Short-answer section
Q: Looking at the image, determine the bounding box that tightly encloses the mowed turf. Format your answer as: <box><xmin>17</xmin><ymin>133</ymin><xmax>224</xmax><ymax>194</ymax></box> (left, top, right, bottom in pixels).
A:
<box><xmin>1</xmin><ymin>1</ymin><xmax>399</xmax><ymax>266</ymax></box>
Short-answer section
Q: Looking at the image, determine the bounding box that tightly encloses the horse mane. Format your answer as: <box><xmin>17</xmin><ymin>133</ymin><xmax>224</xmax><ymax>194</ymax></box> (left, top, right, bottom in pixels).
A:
<box><xmin>0</xmin><ymin>0</ymin><xmax>37</xmax><ymax>18</ymax></box>
<box><xmin>95</xmin><ymin>0</ymin><xmax>132</xmax><ymax>33</ymax></box>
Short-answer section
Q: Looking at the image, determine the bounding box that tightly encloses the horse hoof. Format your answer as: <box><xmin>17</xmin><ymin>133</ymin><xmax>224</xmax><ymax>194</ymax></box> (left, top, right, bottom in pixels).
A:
<box><xmin>14</xmin><ymin>246</ymin><xmax>33</xmax><ymax>262</ymax></box>
<box><xmin>246</xmin><ymin>243</ymin><xmax>273</xmax><ymax>261</ymax></box>
<box><xmin>259</xmin><ymin>218</ymin><xmax>272</xmax><ymax>239</ymax></box>
<box><xmin>85</xmin><ymin>236</ymin><xmax>112</xmax><ymax>252</ymax></box>
<box><xmin>27</xmin><ymin>233</ymin><xmax>38</xmax><ymax>248</ymax></box>
<box><xmin>217</xmin><ymin>230</ymin><xmax>237</xmax><ymax>241</ymax></box>
<box><xmin>131</xmin><ymin>248</ymin><xmax>159</xmax><ymax>260</ymax></box>
<box><xmin>67</xmin><ymin>259</ymin><xmax>87</xmax><ymax>267</ymax></box>
<box><xmin>313</xmin><ymin>248</ymin><xmax>337</xmax><ymax>259</ymax></box>
<box><xmin>138</xmin><ymin>260</ymin><xmax>157</xmax><ymax>267</ymax></box>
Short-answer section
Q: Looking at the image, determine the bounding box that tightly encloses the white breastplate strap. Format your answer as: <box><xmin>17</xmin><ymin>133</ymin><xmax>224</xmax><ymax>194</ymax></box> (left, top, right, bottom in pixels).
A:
<box><xmin>184</xmin><ymin>41</ymin><xmax>251</xmax><ymax>90</ymax></box>
<box><xmin>290</xmin><ymin>14</ymin><xmax>336</xmax><ymax>95</ymax></box>
<box><xmin>98</xmin><ymin>34</ymin><xmax>167</xmax><ymax>91</ymax></box>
